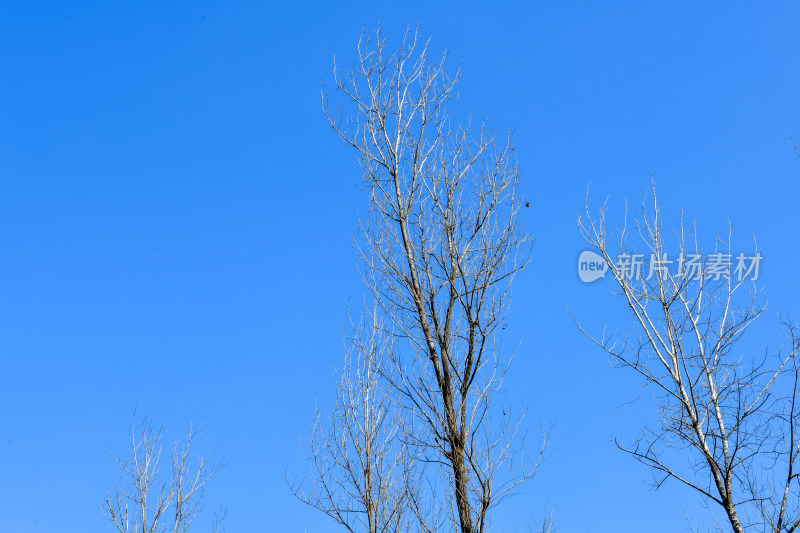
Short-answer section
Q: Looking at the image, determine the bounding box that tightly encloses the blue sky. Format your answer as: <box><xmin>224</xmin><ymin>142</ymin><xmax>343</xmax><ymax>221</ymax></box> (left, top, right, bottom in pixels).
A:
<box><xmin>1</xmin><ymin>1</ymin><xmax>799</xmax><ymax>531</ymax></box>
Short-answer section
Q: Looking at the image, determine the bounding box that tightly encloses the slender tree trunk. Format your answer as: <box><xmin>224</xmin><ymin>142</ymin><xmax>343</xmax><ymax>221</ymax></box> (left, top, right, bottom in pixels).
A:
<box><xmin>451</xmin><ymin>439</ymin><xmax>474</xmax><ymax>533</ymax></box>
<box><xmin>723</xmin><ymin>498</ymin><xmax>744</xmax><ymax>533</ymax></box>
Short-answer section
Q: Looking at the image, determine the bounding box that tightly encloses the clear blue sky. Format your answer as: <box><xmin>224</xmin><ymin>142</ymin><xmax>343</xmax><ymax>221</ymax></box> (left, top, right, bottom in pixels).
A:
<box><xmin>1</xmin><ymin>2</ymin><xmax>799</xmax><ymax>532</ymax></box>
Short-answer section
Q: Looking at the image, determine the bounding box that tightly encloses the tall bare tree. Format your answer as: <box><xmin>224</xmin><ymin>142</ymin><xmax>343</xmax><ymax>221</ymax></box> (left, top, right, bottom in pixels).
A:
<box><xmin>323</xmin><ymin>26</ymin><xmax>545</xmax><ymax>533</ymax></box>
<box><xmin>104</xmin><ymin>418</ymin><xmax>225</xmax><ymax>533</ymax></box>
<box><xmin>577</xmin><ymin>185</ymin><xmax>800</xmax><ymax>532</ymax></box>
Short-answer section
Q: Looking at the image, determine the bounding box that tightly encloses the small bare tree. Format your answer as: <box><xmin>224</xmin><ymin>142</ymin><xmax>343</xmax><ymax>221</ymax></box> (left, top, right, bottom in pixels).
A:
<box><xmin>292</xmin><ymin>307</ymin><xmax>438</xmax><ymax>533</ymax></box>
<box><xmin>323</xmin><ymin>25</ymin><xmax>545</xmax><ymax>533</ymax></box>
<box><xmin>104</xmin><ymin>419</ymin><xmax>225</xmax><ymax>533</ymax></box>
<box><xmin>576</xmin><ymin>184</ymin><xmax>800</xmax><ymax>532</ymax></box>
<box><xmin>532</xmin><ymin>507</ymin><xmax>557</xmax><ymax>533</ymax></box>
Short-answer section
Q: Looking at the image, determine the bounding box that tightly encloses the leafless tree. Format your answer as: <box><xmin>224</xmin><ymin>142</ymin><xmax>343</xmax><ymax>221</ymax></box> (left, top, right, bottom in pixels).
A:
<box><xmin>532</xmin><ymin>506</ymin><xmax>557</xmax><ymax>533</ymax></box>
<box><xmin>292</xmin><ymin>307</ymin><xmax>440</xmax><ymax>533</ymax></box>
<box><xmin>104</xmin><ymin>418</ymin><xmax>225</xmax><ymax>533</ymax></box>
<box><xmin>576</xmin><ymin>184</ymin><xmax>800</xmax><ymax>532</ymax></box>
<box><xmin>322</xmin><ymin>25</ymin><xmax>545</xmax><ymax>533</ymax></box>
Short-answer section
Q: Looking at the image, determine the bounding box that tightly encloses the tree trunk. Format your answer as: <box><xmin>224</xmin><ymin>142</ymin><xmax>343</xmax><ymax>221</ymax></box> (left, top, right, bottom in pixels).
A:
<box><xmin>451</xmin><ymin>441</ymin><xmax>474</xmax><ymax>533</ymax></box>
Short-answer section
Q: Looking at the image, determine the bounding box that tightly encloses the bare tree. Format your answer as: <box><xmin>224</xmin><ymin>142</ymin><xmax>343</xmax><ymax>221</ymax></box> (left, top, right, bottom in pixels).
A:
<box><xmin>292</xmin><ymin>307</ymin><xmax>439</xmax><ymax>533</ymax></box>
<box><xmin>576</xmin><ymin>184</ymin><xmax>800</xmax><ymax>532</ymax></box>
<box><xmin>323</xmin><ymin>25</ymin><xmax>545</xmax><ymax>533</ymax></box>
<box><xmin>532</xmin><ymin>506</ymin><xmax>557</xmax><ymax>533</ymax></box>
<box><xmin>104</xmin><ymin>418</ymin><xmax>225</xmax><ymax>533</ymax></box>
